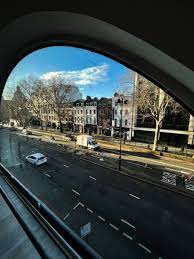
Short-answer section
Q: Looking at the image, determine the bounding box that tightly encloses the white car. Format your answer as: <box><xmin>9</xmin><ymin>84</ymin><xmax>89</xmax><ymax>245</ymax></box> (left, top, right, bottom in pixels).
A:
<box><xmin>26</xmin><ymin>153</ymin><xmax>47</xmax><ymax>166</ymax></box>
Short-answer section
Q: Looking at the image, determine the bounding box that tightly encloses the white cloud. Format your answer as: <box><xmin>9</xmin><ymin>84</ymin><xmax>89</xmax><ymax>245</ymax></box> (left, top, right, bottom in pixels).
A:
<box><xmin>41</xmin><ymin>64</ymin><xmax>108</xmax><ymax>88</ymax></box>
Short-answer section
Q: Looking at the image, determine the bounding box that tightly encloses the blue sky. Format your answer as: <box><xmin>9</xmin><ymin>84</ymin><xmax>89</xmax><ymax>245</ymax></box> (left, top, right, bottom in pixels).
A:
<box><xmin>4</xmin><ymin>46</ymin><xmax>133</xmax><ymax>99</ymax></box>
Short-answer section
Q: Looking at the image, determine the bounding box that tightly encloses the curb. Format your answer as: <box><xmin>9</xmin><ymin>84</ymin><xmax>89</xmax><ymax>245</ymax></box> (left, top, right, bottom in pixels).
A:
<box><xmin>81</xmin><ymin>157</ymin><xmax>194</xmax><ymax>200</ymax></box>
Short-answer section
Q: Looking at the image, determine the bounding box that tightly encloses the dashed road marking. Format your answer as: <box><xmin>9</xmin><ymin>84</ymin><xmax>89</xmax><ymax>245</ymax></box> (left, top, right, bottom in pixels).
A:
<box><xmin>72</xmin><ymin>189</ymin><xmax>80</xmax><ymax>196</ymax></box>
<box><xmin>129</xmin><ymin>193</ymin><xmax>140</xmax><ymax>200</ymax></box>
<box><xmin>43</xmin><ymin>173</ymin><xmax>51</xmax><ymax>178</ymax></box>
<box><xmin>121</xmin><ymin>219</ymin><xmax>135</xmax><ymax>229</ymax></box>
<box><xmin>64</xmin><ymin>164</ymin><xmax>69</xmax><ymax>168</ymax></box>
<box><xmin>123</xmin><ymin>232</ymin><xmax>133</xmax><ymax>240</ymax></box>
<box><xmin>87</xmin><ymin>208</ymin><xmax>93</xmax><ymax>213</ymax></box>
<box><xmin>98</xmin><ymin>216</ymin><xmax>105</xmax><ymax>222</ymax></box>
<box><xmin>109</xmin><ymin>223</ymin><xmax>119</xmax><ymax>231</ymax></box>
<box><xmin>89</xmin><ymin>176</ymin><xmax>96</xmax><ymax>181</ymax></box>
<box><xmin>138</xmin><ymin>243</ymin><xmax>151</xmax><ymax>254</ymax></box>
<box><xmin>79</xmin><ymin>202</ymin><xmax>84</xmax><ymax>207</ymax></box>
<box><xmin>73</xmin><ymin>203</ymin><xmax>80</xmax><ymax>210</ymax></box>
<box><xmin>63</xmin><ymin>213</ymin><xmax>70</xmax><ymax>220</ymax></box>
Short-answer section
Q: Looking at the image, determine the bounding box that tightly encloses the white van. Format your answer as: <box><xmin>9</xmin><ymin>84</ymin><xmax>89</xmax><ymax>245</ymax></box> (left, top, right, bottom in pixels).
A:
<box><xmin>77</xmin><ymin>135</ymin><xmax>100</xmax><ymax>150</ymax></box>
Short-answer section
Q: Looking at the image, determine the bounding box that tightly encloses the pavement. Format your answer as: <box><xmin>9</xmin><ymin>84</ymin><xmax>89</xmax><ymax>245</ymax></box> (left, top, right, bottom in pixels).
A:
<box><xmin>1</xmin><ymin>128</ymin><xmax>194</xmax><ymax>258</ymax></box>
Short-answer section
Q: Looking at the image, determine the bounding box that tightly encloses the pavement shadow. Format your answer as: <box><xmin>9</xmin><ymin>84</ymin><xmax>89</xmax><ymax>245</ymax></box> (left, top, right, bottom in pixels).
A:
<box><xmin>102</xmin><ymin>146</ymin><xmax>161</xmax><ymax>160</ymax></box>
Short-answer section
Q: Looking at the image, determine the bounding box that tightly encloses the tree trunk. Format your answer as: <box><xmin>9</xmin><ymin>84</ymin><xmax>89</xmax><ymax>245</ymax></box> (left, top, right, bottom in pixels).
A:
<box><xmin>59</xmin><ymin>118</ymin><xmax>63</xmax><ymax>133</ymax></box>
<box><xmin>153</xmin><ymin>120</ymin><xmax>160</xmax><ymax>151</ymax></box>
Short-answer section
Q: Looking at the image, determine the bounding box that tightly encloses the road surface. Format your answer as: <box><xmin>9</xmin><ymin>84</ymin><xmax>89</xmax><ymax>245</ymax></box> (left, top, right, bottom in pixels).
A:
<box><xmin>0</xmin><ymin>128</ymin><xmax>194</xmax><ymax>258</ymax></box>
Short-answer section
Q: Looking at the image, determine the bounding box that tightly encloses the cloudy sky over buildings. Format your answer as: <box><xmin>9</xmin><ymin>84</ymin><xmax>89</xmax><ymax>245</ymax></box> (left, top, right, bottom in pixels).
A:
<box><xmin>4</xmin><ymin>46</ymin><xmax>132</xmax><ymax>99</ymax></box>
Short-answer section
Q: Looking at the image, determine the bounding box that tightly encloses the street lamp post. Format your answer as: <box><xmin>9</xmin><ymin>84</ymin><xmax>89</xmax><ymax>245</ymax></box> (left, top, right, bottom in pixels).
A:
<box><xmin>118</xmin><ymin>97</ymin><xmax>123</xmax><ymax>171</ymax></box>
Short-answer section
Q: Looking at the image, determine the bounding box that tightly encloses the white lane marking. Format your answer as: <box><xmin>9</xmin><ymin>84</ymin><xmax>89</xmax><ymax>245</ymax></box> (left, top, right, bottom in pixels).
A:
<box><xmin>165</xmin><ymin>167</ymin><xmax>181</xmax><ymax>173</ymax></box>
<box><xmin>98</xmin><ymin>216</ymin><xmax>105</xmax><ymax>222</ymax></box>
<box><xmin>72</xmin><ymin>189</ymin><xmax>80</xmax><ymax>196</ymax></box>
<box><xmin>121</xmin><ymin>219</ymin><xmax>135</xmax><ymax>229</ymax></box>
<box><xmin>129</xmin><ymin>193</ymin><xmax>140</xmax><ymax>200</ymax></box>
<box><xmin>87</xmin><ymin>208</ymin><xmax>93</xmax><ymax>213</ymax></box>
<box><xmin>63</xmin><ymin>213</ymin><xmax>70</xmax><ymax>220</ymax></box>
<box><xmin>123</xmin><ymin>232</ymin><xmax>133</xmax><ymax>240</ymax></box>
<box><xmin>126</xmin><ymin>160</ymin><xmax>145</xmax><ymax>168</ymax></box>
<box><xmin>79</xmin><ymin>202</ymin><xmax>84</xmax><ymax>207</ymax></box>
<box><xmin>109</xmin><ymin>223</ymin><xmax>119</xmax><ymax>231</ymax></box>
<box><xmin>16</xmin><ymin>163</ymin><xmax>21</xmax><ymax>166</ymax></box>
<box><xmin>138</xmin><ymin>243</ymin><xmax>151</xmax><ymax>254</ymax></box>
<box><xmin>73</xmin><ymin>203</ymin><xmax>80</xmax><ymax>210</ymax></box>
<box><xmin>43</xmin><ymin>173</ymin><xmax>51</xmax><ymax>178</ymax></box>
<box><xmin>89</xmin><ymin>176</ymin><xmax>96</xmax><ymax>181</ymax></box>
<box><xmin>64</xmin><ymin>164</ymin><xmax>69</xmax><ymax>167</ymax></box>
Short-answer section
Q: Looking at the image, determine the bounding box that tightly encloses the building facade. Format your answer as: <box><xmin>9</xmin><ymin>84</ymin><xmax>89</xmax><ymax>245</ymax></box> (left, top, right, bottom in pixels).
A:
<box><xmin>111</xmin><ymin>92</ymin><xmax>137</xmax><ymax>139</ymax></box>
<box><xmin>73</xmin><ymin>96</ymin><xmax>98</xmax><ymax>133</ymax></box>
<box><xmin>97</xmin><ymin>97</ymin><xmax>112</xmax><ymax>135</ymax></box>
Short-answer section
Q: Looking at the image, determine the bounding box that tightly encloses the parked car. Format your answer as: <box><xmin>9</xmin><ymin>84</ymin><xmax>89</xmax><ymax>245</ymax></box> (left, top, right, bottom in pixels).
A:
<box><xmin>26</xmin><ymin>153</ymin><xmax>47</xmax><ymax>166</ymax></box>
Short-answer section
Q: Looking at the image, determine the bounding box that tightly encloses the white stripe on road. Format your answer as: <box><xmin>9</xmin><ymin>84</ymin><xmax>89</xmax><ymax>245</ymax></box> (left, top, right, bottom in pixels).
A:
<box><xmin>64</xmin><ymin>164</ymin><xmax>69</xmax><ymax>168</ymax></box>
<box><xmin>16</xmin><ymin>163</ymin><xmax>21</xmax><ymax>166</ymax></box>
<box><xmin>72</xmin><ymin>189</ymin><xmax>80</xmax><ymax>196</ymax></box>
<box><xmin>121</xmin><ymin>219</ymin><xmax>135</xmax><ymax>229</ymax></box>
<box><xmin>123</xmin><ymin>232</ymin><xmax>133</xmax><ymax>240</ymax></box>
<box><xmin>89</xmin><ymin>176</ymin><xmax>96</xmax><ymax>181</ymax></box>
<box><xmin>126</xmin><ymin>160</ymin><xmax>152</xmax><ymax>169</ymax></box>
<box><xmin>138</xmin><ymin>243</ymin><xmax>151</xmax><ymax>254</ymax></box>
<box><xmin>73</xmin><ymin>203</ymin><xmax>80</xmax><ymax>210</ymax></box>
<box><xmin>129</xmin><ymin>193</ymin><xmax>140</xmax><ymax>200</ymax></box>
<box><xmin>87</xmin><ymin>208</ymin><xmax>93</xmax><ymax>213</ymax></box>
<box><xmin>63</xmin><ymin>213</ymin><xmax>70</xmax><ymax>220</ymax></box>
<box><xmin>165</xmin><ymin>167</ymin><xmax>181</xmax><ymax>173</ymax></box>
<box><xmin>98</xmin><ymin>216</ymin><xmax>105</xmax><ymax>222</ymax></box>
<box><xmin>79</xmin><ymin>202</ymin><xmax>84</xmax><ymax>207</ymax></box>
<box><xmin>109</xmin><ymin>223</ymin><xmax>119</xmax><ymax>231</ymax></box>
<box><xmin>43</xmin><ymin>173</ymin><xmax>51</xmax><ymax>178</ymax></box>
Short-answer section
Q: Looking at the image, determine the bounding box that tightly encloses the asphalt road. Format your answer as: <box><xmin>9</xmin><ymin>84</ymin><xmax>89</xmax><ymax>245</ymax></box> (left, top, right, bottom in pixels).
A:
<box><xmin>1</xmin><ymin>128</ymin><xmax>194</xmax><ymax>258</ymax></box>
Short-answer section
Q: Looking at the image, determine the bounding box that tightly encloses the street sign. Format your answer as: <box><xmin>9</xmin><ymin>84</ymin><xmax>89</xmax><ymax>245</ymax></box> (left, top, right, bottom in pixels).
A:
<box><xmin>81</xmin><ymin>222</ymin><xmax>91</xmax><ymax>238</ymax></box>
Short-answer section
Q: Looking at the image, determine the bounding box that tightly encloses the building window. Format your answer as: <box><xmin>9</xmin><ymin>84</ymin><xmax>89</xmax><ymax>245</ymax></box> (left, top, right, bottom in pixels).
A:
<box><xmin>86</xmin><ymin>110</ymin><xmax>88</xmax><ymax>114</ymax></box>
<box><xmin>90</xmin><ymin>110</ymin><xmax>92</xmax><ymax>114</ymax></box>
<box><xmin>90</xmin><ymin>118</ymin><xmax>92</xmax><ymax>124</ymax></box>
<box><xmin>94</xmin><ymin>118</ymin><xmax>96</xmax><ymax>124</ymax></box>
<box><xmin>74</xmin><ymin>110</ymin><xmax>76</xmax><ymax>114</ymax></box>
<box><xmin>74</xmin><ymin>117</ymin><xmax>76</xmax><ymax>123</ymax></box>
<box><xmin>115</xmin><ymin>110</ymin><xmax>117</xmax><ymax>115</ymax></box>
<box><xmin>120</xmin><ymin>110</ymin><xmax>122</xmax><ymax>114</ymax></box>
<box><xmin>115</xmin><ymin>119</ymin><xmax>117</xmax><ymax>127</ymax></box>
<box><xmin>125</xmin><ymin>119</ymin><xmax>128</xmax><ymax>126</ymax></box>
<box><xmin>86</xmin><ymin>118</ymin><xmax>88</xmax><ymax>124</ymax></box>
<box><xmin>78</xmin><ymin>110</ymin><xmax>80</xmax><ymax>114</ymax></box>
<box><xmin>94</xmin><ymin>110</ymin><xmax>96</xmax><ymax>114</ymax></box>
<box><xmin>125</xmin><ymin>110</ymin><xmax>128</xmax><ymax>114</ymax></box>
<box><xmin>81</xmin><ymin>110</ymin><xmax>83</xmax><ymax>114</ymax></box>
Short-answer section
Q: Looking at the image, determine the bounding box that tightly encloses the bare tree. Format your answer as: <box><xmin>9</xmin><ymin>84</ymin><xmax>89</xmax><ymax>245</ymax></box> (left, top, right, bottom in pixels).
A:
<box><xmin>42</xmin><ymin>75</ymin><xmax>80</xmax><ymax>133</ymax></box>
<box><xmin>17</xmin><ymin>75</ymin><xmax>45</xmax><ymax>129</ymax></box>
<box><xmin>135</xmin><ymin>79</ymin><xmax>181</xmax><ymax>151</ymax></box>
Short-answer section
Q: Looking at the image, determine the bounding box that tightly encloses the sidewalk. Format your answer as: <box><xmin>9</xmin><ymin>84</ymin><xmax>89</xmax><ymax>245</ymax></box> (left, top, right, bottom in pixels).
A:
<box><xmin>20</xmin><ymin>128</ymin><xmax>194</xmax><ymax>172</ymax></box>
